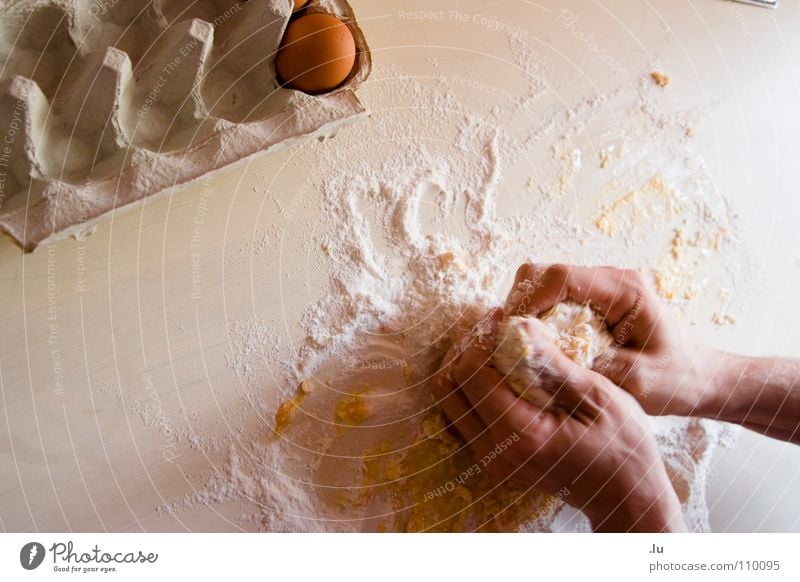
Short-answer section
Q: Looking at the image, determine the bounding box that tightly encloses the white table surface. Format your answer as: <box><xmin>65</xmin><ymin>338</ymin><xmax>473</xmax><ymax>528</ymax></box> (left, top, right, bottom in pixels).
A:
<box><xmin>1</xmin><ymin>0</ymin><xmax>799</xmax><ymax>532</ymax></box>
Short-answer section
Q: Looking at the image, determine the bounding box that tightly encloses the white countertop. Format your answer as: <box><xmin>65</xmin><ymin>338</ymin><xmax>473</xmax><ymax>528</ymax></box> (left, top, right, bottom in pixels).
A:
<box><xmin>1</xmin><ymin>0</ymin><xmax>799</xmax><ymax>532</ymax></box>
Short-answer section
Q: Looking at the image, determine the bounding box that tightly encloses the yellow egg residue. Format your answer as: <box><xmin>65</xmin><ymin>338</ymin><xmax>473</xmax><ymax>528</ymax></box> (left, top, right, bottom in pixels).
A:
<box><xmin>334</xmin><ymin>392</ymin><xmax>369</xmax><ymax>427</ymax></box>
<box><xmin>351</xmin><ymin>412</ymin><xmax>552</xmax><ymax>532</ymax></box>
<box><xmin>273</xmin><ymin>380</ymin><xmax>312</xmax><ymax>436</ymax></box>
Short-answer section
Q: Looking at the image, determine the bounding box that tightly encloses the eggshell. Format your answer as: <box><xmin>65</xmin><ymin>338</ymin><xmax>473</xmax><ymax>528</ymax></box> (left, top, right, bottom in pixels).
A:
<box><xmin>276</xmin><ymin>13</ymin><xmax>356</xmax><ymax>95</ymax></box>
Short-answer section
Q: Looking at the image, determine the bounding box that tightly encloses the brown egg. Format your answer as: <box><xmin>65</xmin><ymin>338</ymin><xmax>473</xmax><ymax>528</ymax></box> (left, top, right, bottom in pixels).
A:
<box><xmin>293</xmin><ymin>0</ymin><xmax>309</xmax><ymax>10</ymax></box>
<box><xmin>276</xmin><ymin>13</ymin><xmax>356</xmax><ymax>95</ymax></box>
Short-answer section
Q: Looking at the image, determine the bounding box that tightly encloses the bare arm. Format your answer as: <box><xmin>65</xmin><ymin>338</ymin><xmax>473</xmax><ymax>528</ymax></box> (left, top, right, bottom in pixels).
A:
<box><xmin>504</xmin><ymin>263</ymin><xmax>800</xmax><ymax>445</ymax></box>
<box><xmin>701</xmin><ymin>353</ymin><xmax>800</xmax><ymax>444</ymax></box>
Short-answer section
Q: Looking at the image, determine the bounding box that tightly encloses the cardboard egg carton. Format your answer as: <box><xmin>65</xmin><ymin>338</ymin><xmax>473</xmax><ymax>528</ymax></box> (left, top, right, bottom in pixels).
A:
<box><xmin>0</xmin><ymin>0</ymin><xmax>372</xmax><ymax>251</ymax></box>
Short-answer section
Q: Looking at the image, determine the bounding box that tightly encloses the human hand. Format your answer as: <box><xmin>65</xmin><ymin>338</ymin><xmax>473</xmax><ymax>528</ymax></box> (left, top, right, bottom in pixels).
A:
<box><xmin>503</xmin><ymin>263</ymin><xmax>722</xmax><ymax>417</ymax></box>
<box><xmin>432</xmin><ymin>308</ymin><xmax>686</xmax><ymax>532</ymax></box>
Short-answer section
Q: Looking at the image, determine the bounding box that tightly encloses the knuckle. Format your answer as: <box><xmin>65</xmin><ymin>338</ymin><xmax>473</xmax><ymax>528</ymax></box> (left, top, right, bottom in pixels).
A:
<box><xmin>585</xmin><ymin>380</ymin><xmax>613</xmax><ymax>407</ymax></box>
<box><xmin>515</xmin><ymin>262</ymin><xmax>535</xmax><ymax>281</ymax></box>
<box><xmin>542</xmin><ymin>263</ymin><xmax>570</xmax><ymax>290</ymax></box>
<box><xmin>548</xmin><ymin>263</ymin><xmax>570</xmax><ymax>280</ymax></box>
<box><xmin>617</xmin><ymin>355</ymin><xmax>641</xmax><ymax>382</ymax></box>
<box><xmin>624</xmin><ymin>268</ymin><xmax>645</xmax><ymax>287</ymax></box>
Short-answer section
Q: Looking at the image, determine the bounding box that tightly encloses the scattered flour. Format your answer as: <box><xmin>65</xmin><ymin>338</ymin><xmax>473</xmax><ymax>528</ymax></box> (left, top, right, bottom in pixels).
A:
<box><xmin>156</xmin><ymin>36</ymin><xmax>750</xmax><ymax>532</ymax></box>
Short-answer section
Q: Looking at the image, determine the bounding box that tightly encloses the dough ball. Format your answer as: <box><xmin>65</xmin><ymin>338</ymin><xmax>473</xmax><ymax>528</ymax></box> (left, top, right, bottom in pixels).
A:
<box><xmin>493</xmin><ymin>302</ymin><xmax>613</xmax><ymax>407</ymax></box>
<box><xmin>276</xmin><ymin>13</ymin><xmax>356</xmax><ymax>94</ymax></box>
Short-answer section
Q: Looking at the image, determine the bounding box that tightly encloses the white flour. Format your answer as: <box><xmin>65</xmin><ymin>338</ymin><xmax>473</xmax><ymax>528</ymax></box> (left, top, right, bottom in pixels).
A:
<box><xmin>161</xmin><ymin>40</ymin><xmax>749</xmax><ymax>531</ymax></box>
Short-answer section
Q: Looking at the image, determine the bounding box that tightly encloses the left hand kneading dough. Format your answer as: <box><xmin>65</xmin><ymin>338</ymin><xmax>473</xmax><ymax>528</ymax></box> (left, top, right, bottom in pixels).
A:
<box><xmin>493</xmin><ymin>303</ymin><xmax>613</xmax><ymax>407</ymax></box>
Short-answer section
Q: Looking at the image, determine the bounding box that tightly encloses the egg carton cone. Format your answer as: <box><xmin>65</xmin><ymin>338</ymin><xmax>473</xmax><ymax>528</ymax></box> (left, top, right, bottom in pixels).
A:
<box><xmin>0</xmin><ymin>0</ymin><xmax>372</xmax><ymax>252</ymax></box>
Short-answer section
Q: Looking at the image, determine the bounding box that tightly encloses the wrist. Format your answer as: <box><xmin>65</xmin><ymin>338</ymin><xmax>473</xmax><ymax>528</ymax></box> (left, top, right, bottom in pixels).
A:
<box><xmin>588</xmin><ymin>486</ymin><xmax>686</xmax><ymax>533</ymax></box>
<box><xmin>693</xmin><ymin>350</ymin><xmax>750</xmax><ymax>421</ymax></box>
<box><xmin>584</xmin><ymin>463</ymin><xmax>687</xmax><ymax>533</ymax></box>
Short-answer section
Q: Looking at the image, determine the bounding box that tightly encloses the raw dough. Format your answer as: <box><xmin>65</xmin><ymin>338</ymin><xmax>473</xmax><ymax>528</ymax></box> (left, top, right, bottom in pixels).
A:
<box><xmin>493</xmin><ymin>302</ymin><xmax>613</xmax><ymax>407</ymax></box>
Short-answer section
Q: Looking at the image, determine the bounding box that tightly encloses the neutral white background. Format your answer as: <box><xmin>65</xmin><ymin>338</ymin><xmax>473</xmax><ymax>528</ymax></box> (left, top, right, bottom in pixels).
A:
<box><xmin>0</xmin><ymin>0</ymin><xmax>799</xmax><ymax>532</ymax></box>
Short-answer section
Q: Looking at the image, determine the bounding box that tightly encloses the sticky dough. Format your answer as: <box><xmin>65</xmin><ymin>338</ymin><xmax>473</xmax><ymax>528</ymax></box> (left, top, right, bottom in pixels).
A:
<box><xmin>493</xmin><ymin>302</ymin><xmax>613</xmax><ymax>407</ymax></box>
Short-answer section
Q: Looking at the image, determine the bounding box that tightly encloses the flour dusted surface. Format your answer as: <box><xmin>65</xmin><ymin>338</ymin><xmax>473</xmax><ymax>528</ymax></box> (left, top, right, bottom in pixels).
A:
<box><xmin>152</xmin><ymin>39</ymin><xmax>749</xmax><ymax>531</ymax></box>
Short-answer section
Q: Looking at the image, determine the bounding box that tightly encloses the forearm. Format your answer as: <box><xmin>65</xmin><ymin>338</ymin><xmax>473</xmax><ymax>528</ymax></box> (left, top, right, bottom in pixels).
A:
<box><xmin>586</xmin><ymin>471</ymin><xmax>687</xmax><ymax>533</ymax></box>
<box><xmin>700</xmin><ymin>352</ymin><xmax>800</xmax><ymax>444</ymax></box>
<box><xmin>590</xmin><ymin>495</ymin><xmax>687</xmax><ymax>533</ymax></box>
